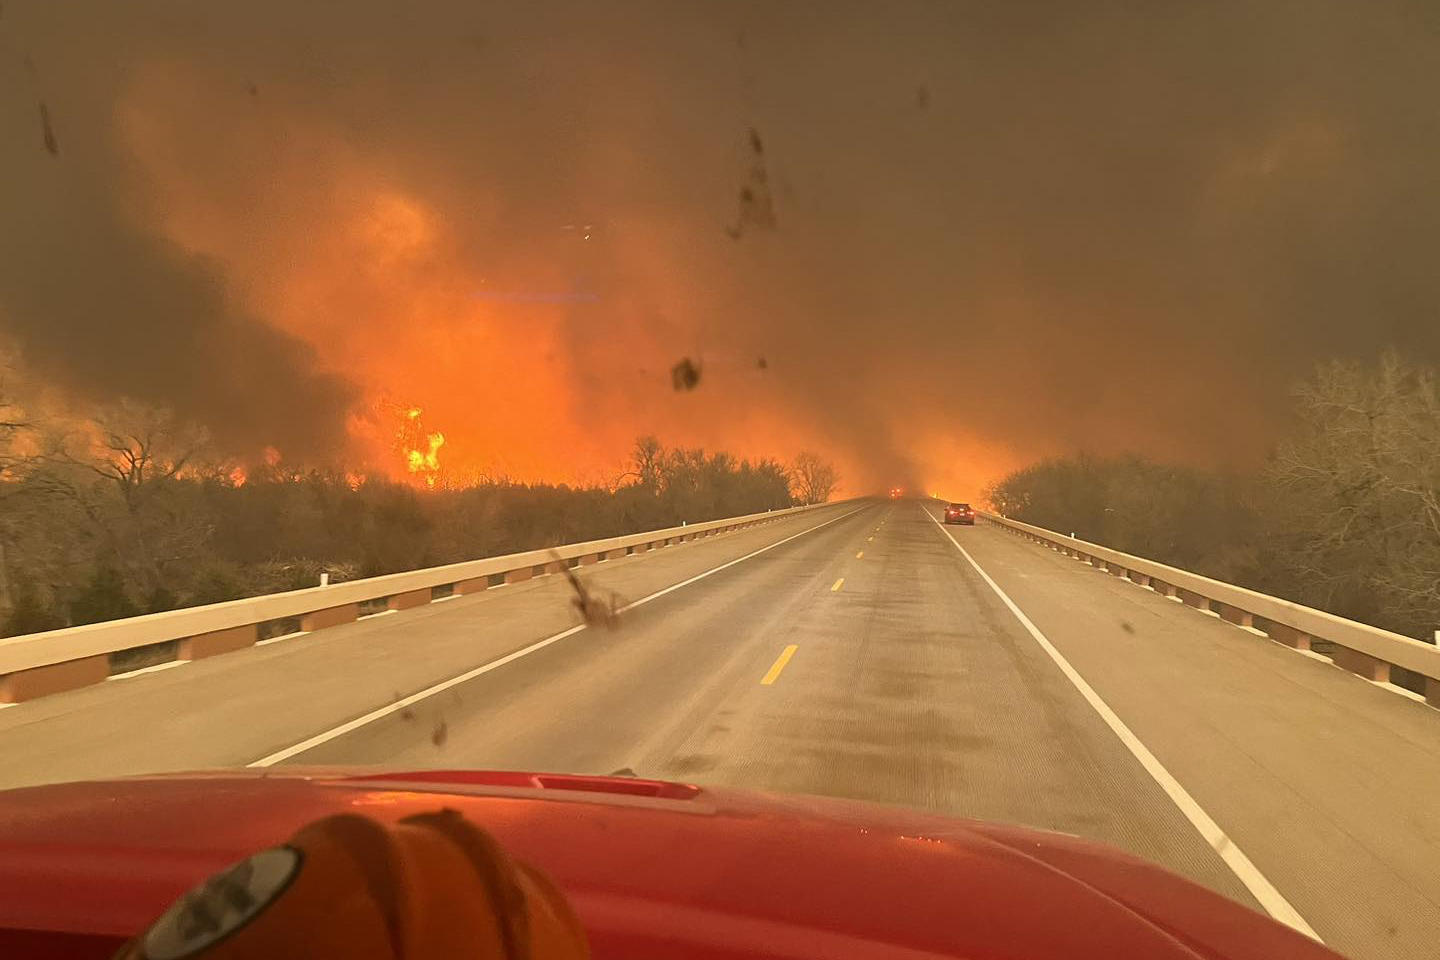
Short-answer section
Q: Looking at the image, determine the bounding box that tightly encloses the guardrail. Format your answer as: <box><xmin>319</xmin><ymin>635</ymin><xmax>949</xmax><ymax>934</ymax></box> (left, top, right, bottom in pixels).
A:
<box><xmin>0</xmin><ymin>501</ymin><xmax>847</xmax><ymax>703</ymax></box>
<box><xmin>979</xmin><ymin>511</ymin><xmax>1440</xmax><ymax>708</ymax></box>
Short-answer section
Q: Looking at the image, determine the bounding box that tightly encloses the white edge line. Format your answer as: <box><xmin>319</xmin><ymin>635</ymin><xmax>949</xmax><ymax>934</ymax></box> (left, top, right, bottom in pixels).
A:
<box><xmin>107</xmin><ymin>660</ymin><xmax>186</xmax><ymax>681</ymax></box>
<box><xmin>248</xmin><ymin>504</ymin><xmax>868</xmax><ymax>768</ymax></box>
<box><xmin>924</xmin><ymin>506</ymin><xmax>1322</xmax><ymax>942</ymax></box>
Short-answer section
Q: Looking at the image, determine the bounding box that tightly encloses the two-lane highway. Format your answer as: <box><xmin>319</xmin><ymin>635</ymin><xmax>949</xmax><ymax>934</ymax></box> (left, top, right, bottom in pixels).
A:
<box><xmin>2</xmin><ymin>498</ymin><xmax>1438</xmax><ymax>960</ymax></box>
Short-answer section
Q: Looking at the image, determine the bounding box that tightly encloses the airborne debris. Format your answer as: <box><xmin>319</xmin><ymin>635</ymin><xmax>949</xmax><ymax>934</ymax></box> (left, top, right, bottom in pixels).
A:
<box><xmin>1119</xmin><ymin>620</ymin><xmax>1135</xmax><ymax>634</ymax></box>
<box><xmin>726</xmin><ymin>126</ymin><xmax>777</xmax><ymax>239</ymax></box>
<box><xmin>553</xmin><ymin>551</ymin><xmax>624</xmax><ymax>629</ymax></box>
<box><xmin>916</xmin><ymin>86</ymin><xmax>931</xmax><ymax>110</ymax></box>
<box><xmin>431</xmin><ymin>718</ymin><xmax>449</xmax><ymax>747</ymax></box>
<box><xmin>757</xmin><ymin>356</ymin><xmax>769</xmax><ymax>370</ymax></box>
<box><xmin>38</xmin><ymin>102</ymin><xmax>58</xmax><ymax>157</ymax></box>
<box><xmin>671</xmin><ymin>357</ymin><xmax>702</xmax><ymax>391</ymax></box>
<box><xmin>246</xmin><ymin>83</ymin><xmax>259</xmax><ymax>97</ymax></box>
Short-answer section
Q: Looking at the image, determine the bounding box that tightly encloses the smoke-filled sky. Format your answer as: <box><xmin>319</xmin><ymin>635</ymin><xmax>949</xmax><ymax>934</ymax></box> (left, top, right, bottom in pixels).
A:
<box><xmin>2</xmin><ymin>1</ymin><xmax>1438</xmax><ymax>495</ymax></box>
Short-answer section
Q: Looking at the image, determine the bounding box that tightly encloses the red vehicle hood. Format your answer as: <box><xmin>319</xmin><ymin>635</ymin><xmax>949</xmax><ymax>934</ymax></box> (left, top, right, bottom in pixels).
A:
<box><xmin>0</xmin><ymin>769</ymin><xmax>1340</xmax><ymax>960</ymax></box>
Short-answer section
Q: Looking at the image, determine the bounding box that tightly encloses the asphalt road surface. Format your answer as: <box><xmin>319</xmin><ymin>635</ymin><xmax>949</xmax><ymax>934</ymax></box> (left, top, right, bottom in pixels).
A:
<box><xmin>2</xmin><ymin>498</ymin><xmax>1438</xmax><ymax>960</ymax></box>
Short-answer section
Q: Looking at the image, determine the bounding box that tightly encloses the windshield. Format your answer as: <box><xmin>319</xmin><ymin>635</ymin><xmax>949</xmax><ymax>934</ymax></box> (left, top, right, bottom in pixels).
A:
<box><xmin>0</xmin><ymin>4</ymin><xmax>1436</xmax><ymax>960</ymax></box>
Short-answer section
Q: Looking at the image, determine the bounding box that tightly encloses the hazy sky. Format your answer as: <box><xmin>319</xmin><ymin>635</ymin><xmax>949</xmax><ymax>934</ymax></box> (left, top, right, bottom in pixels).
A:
<box><xmin>2</xmin><ymin>1</ymin><xmax>1438</xmax><ymax>494</ymax></box>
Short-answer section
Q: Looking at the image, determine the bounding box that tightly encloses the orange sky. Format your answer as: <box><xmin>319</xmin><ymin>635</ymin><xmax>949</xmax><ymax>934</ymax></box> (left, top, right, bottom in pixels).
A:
<box><xmin>9</xmin><ymin>2</ymin><xmax>1434</xmax><ymax>506</ymax></box>
<box><xmin>114</xmin><ymin>62</ymin><xmax>984</xmax><ymax>497</ymax></box>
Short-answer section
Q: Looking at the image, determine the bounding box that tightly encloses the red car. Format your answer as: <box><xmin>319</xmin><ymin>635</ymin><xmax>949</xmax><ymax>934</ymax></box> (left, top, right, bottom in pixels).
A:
<box><xmin>944</xmin><ymin>502</ymin><xmax>976</xmax><ymax>524</ymax></box>
<box><xmin>0</xmin><ymin>769</ymin><xmax>1342</xmax><ymax>960</ymax></box>
<box><xmin>889</xmin><ymin>487</ymin><xmax>904</xmax><ymax>499</ymax></box>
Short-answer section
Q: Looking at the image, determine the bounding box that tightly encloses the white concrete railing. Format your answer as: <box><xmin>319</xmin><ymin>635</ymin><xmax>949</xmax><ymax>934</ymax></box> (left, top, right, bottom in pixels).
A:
<box><xmin>979</xmin><ymin>511</ymin><xmax>1440</xmax><ymax>707</ymax></box>
<box><xmin>0</xmin><ymin>501</ymin><xmax>845</xmax><ymax>703</ymax></box>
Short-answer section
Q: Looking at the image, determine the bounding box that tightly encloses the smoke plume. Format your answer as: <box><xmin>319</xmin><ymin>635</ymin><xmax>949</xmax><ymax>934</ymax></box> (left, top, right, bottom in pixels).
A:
<box><xmin>1</xmin><ymin>1</ymin><xmax>1437</xmax><ymax>492</ymax></box>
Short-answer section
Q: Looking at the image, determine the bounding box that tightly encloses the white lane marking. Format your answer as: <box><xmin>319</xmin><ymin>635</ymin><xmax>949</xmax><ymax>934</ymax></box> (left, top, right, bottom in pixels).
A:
<box><xmin>925</xmin><ymin>506</ymin><xmax>1321</xmax><ymax>941</ymax></box>
<box><xmin>107</xmin><ymin>660</ymin><xmax>186</xmax><ymax>681</ymax></box>
<box><xmin>250</xmin><ymin>505</ymin><xmax>869</xmax><ymax>767</ymax></box>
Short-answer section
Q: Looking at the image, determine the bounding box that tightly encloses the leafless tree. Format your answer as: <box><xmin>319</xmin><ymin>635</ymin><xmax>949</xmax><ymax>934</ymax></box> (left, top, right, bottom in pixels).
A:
<box><xmin>1267</xmin><ymin>353</ymin><xmax>1440</xmax><ymax>634</ymax></box>
<box><xmin>790</xmin><ymin>452</ymin><xmax>838</xmax><ymax>505</ymax></box>
<box><xmin>37</xmin><ymin>400</ymin><xmax>216</xmax><ymax>601</ymax></box>
<box><xmin>625</xmin><ymin>435</ymin><xmax>665</xmax><ymax>490</ymax></box>
<box><xmin>76</xmin><ymin>400</ymin><xmax>210</xmax><ymax>508</ymax></box>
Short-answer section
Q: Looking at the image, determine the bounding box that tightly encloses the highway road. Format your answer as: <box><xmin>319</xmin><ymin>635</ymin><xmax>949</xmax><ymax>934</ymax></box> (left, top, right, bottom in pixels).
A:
<box><xmin>1</xmin><ymin>498</ymin><xmax>1438</xmax><ymax>960</ymax></box>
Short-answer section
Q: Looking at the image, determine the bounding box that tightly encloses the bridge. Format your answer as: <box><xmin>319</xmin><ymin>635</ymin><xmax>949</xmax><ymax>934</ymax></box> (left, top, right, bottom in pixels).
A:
<box><xmin>1</xmin><ymin>498</ymin><xmax>1437</xmax><ymax>960</ymax></box>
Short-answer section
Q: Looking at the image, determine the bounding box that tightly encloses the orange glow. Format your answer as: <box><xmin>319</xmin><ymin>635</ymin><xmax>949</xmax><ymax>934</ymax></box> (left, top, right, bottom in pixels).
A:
<box><xmin>112</xmin><ymin>70</ymin><xmax>947</xmax><ymax>495</ymax></box>
<box><xmin>228</xmin><ymin>466</ymin><xmax>248</xmax><ymax>487</ymax></box>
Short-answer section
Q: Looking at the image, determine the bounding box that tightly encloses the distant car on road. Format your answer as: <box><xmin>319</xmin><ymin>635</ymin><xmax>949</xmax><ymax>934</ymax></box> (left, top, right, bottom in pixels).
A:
<box><xmin>945</xmin><ymin>502</ymin><xmax>976</xmax><ymax>525</ymax></box>
<box><xmin>889</xmin><ymin>487</ymin><xmax>904</xmax><ymax>499</ymax></box>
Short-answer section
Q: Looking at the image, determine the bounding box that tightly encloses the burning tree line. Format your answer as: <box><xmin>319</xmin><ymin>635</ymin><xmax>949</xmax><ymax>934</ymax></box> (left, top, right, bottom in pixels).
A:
<box><xmin>0</xmin><ymin>398</ymin><xmax>839</xmax><ymax>636</ymax></box>
<box><xmin>986</xmin><ymin>353</ymin><xmax>1440</xmax><ymax>644</ymax></box>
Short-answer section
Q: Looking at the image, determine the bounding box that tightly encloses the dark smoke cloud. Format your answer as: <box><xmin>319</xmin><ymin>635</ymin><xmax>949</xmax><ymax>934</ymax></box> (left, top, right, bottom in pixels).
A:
<box><xmin>0</xmin><ymin>3</ymin><xmax>356</xmax><ymax>456</ymax></box>
<box><xmin>1</xmin><ymin>1</ymin><xmax>1437</xmax><ymax>489</ymax></box>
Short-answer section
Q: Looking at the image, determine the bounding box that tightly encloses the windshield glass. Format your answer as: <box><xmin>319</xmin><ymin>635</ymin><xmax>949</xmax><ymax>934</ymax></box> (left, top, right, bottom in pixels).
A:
<box><xmin>0</xmin><ymin>4</ymin><xmax>1436</xmax><ymax>960</ymax></box>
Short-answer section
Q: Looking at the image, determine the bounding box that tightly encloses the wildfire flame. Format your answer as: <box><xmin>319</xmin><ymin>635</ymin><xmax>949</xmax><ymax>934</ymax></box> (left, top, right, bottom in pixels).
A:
<box><xmin>397</xmin><ymin>404</ymin><xmax>444</xmax><ymax>487</ymax></box>
<box><xmin>407</xmin><ymin>431</ymin><xmax>445</xmax><ymax>473</ymax></box>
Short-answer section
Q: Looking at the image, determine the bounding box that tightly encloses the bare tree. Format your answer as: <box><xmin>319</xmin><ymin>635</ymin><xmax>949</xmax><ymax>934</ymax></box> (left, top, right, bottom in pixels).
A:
<box><xmin>628</xmin><ymin>435</ymin><xmax>665</xmax><ymax>490</ymax></box>
<box><xmin>40</xmin><ymin>400</ymin><xmax>216</xmax><ymax>602</ymax></box>
<box><xmin>76</xmin><ymin>400</ymin><xmax>210</xmax><ymax>509</ymax></box>
<box><xmin>790</xmin><ymin>452</ymin><xmax>838</xmax><ymax>505</ymax></box>
<box><xmin>0</xmin><ymin>379</ymin><xmax>32</xmax><ymax>620</ymax></box>
<box><xmin>1267</xmin><ymin>353</ymin><xmax>1440</xmax><ymax>634</ymax></box>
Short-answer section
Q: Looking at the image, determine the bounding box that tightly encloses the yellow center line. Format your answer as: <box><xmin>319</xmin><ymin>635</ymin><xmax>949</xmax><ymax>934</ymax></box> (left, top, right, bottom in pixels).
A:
<box><xmin>855</xmin><ymin>550</ymin><xmax>864</xmax><ymax>559</ymax></box>
<box><xmin>760</xmin><ymin>644</ymin><xmax>798</xmax><ymax>685</ymax></box>
<box><xmin>831</xmin><ymin>577</ymin><xmax>845</xmax><ymax>592</ymax></box>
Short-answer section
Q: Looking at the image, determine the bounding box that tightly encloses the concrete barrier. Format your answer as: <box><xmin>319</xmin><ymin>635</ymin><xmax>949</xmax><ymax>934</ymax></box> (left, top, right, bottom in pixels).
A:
<box><xmin>0</xmin><ymin>500</ymin><xmax>846</xmax><ymax>703</ymax></box>
<box><xmin>980</xmin><ymin>511</ymin><xmax>1440</xmax><ymax>707</ymax></box>
<box><xmin>179</xmin><ymin>626</ymin><xmax>256</xmax><ymax>661</ymax></box>
<box><xmin>387</xmin><ymin>589</ymin><xmax>431</xmax><ymax>612</ymax></box>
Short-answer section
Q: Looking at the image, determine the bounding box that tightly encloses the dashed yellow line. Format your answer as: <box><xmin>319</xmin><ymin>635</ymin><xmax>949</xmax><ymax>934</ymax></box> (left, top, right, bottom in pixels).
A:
<box><xmin>856</xmin><ymin>550</ymin><xmax>864</xmax><ymax>559</ymax></box>
<box><xmin>831</xmin><ymin>577</ymin><xmax>845</xmax><ymax>592</ymax></box>
<box><xmin>867</xmin><ymin>535</ymin><xmax>873</xmax><ymax>542</ymax></box>
<box><xmin>760</xmin><ymin>644</ymin><xmax>798</xmax><ymax>685</ymax></box>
